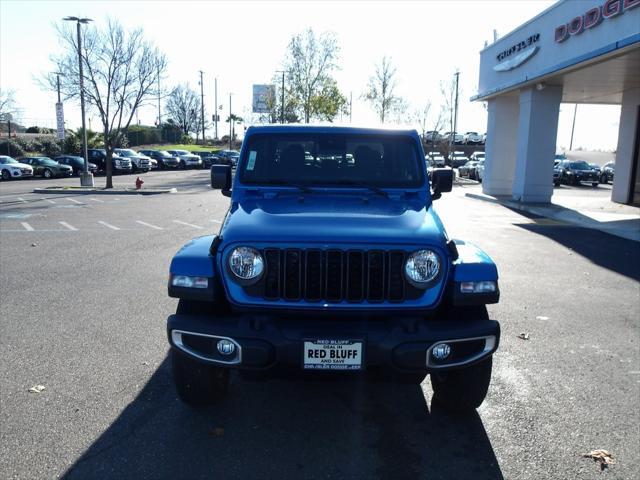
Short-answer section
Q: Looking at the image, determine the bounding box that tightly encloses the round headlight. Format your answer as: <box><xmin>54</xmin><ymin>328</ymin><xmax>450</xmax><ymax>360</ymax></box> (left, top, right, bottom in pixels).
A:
<box><xmin>228</xmin><ymin>247</ymin><xmax>264</xmax><ymax>282</ymax></box>
<box><xmin>405</xmin><ymin>250</ymin><xmax>440</xmax><ymax>287</ymax></box>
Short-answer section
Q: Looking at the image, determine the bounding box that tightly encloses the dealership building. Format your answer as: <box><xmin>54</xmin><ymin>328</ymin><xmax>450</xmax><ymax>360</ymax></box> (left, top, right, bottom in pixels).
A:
<box><xmin>473</xmin><ymin>0</ymin><xmax>639</xmax><ymax>205</ymax></box>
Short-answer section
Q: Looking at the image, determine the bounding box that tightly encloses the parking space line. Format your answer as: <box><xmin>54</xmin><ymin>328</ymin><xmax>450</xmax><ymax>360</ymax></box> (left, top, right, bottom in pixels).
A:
<box><xmin>67</xmin><ymin>198</ymin><xmax>83</xmax><ymax>204</ymax></box>
<box><xmin>98</xmin><ymin>221</ymin><xmax>120</xmax><ymax>230</ymax></box>
<box><xmin>59</xmin><ymin>221</ymin><xmax>78</xmax><ymax>231</ymax></box>
<box><xmin>20</xmin><ymin>222</ymin><xmax>34</xmax><ymax>231</ymax></box>
<box><xmin>136</xmin><ymin>220</ymin><xmax>163</xmax><ymax>230</ymax></box>
<box><xmin>45</xmin><ymin>199</ymin><xmax>57</xmax><ymax>204</ymax></box>
<box><xmin>211</xmin><ymin>219</ymin><xmax>222</xmax><ymax>224</ymax></box>
<box><xmin>89</xmin><ymin>198</ymin><xmax>104</xmax><ymax>203</ymax></box>
<box><xmin>17</xmin><ymin>197</ymin><xmax>27</xmax><ymax>203</ymax></box>
<box><xmin>173</xmin><ymin>220</ymin><xmax>203</xmax><ymax>229</ymax></box>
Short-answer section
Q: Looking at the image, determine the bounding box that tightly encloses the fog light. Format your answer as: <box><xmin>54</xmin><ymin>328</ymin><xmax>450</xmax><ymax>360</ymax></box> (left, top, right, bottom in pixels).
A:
<box><xmin>432</xmin><ymin>343</ymin><xmax>451</xmax><ymax>361</ymax></box>
<box><xmin>217</xmin><ymin>339</ymin><xmax>236</xmax><ymax>356</ymax></box>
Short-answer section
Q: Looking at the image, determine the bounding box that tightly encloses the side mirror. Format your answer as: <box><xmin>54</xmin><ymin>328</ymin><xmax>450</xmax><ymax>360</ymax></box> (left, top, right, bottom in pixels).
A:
<box><xmin>211</xmin><ymin>164</ymin><xmax>232</xmax><ymax>197</ymax></box>
<box><xmin>430</xmin><ymin>168</ymin><xmax>453</xmax><ymax>199</ymax></box>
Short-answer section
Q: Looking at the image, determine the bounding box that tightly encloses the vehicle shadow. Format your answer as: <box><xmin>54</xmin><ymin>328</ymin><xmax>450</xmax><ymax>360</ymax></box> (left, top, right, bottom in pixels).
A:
<box><xmin>62</xmin><ymin>356</ymin><xmax>503</xmax><ymax>480</ymax></box>
<box><xmin>509</xmin><ymin>209</ymin><xmax>640</xmax><ymax>282</ymax></box>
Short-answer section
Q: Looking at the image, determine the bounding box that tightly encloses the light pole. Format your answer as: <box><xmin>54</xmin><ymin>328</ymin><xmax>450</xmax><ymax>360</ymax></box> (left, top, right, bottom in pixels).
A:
<box><xmin>275</xmin><ymin>70</ymin><xmax>286</xmax><ymax>123</ymax></box>
<box><xmin>63</xmin><ymin>16</ymin><xmax>94</xmax><ymax>187</ymax></box>
<box><xmin>229</xmin><ymin>93</ymin><xmax>233</xmax><ymax>150</ymax></box>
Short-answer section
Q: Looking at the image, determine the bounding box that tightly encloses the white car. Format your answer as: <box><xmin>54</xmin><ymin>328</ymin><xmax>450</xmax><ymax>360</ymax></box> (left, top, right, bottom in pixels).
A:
<box><xmin>476</xmin><ymin>160</ymin><xmax>485</xmax><ymax>182</ymax></box>
<box><xmin>464</xmin><ymin>132</ymin><xmax>483</xmax><ymax>145</ymax></box>
<box><xmin>114</xmin><ymin>148</ymin><xmax>151</xmax><ymax>173</ymax></box>
<box><xmin>427</xmin><ymin>151</ymin><xmax>446</xmax><ymax>167</ymax></box>
<box><xmin>0</xmin><ymin>155</ymin><xmax>34</xmax><ymax>180</ymax></box>
<box><xmin>424</xmin><ymin>131</ymin><xmax>441</xmax><ymax>143</ymax></box>
<box><xmin>448</xmin><ymin>151</ymin><xmax>469</xmax><ymax>168</ymax></box>
<box><xmin>470</xmin><ymin>151</ymin><xmax>486</xmax><ymax>162</ymax></box>
<box><xmin>167</xmin><ymin>150</ymin><xmax>203</xmax><ymax>169</ymax></box>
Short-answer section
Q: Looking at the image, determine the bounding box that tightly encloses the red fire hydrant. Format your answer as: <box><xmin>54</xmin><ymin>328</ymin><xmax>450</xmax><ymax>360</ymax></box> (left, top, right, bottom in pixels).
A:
<box><xmin>135</xmin><ymin>176</ymin><xmax>144</xmax><ymax>190</ymax></box>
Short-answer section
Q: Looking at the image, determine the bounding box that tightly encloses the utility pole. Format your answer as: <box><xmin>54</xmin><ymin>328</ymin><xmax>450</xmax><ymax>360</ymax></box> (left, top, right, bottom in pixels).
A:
<box><xmin>275</xmin><ymin>70</ymin><xmax>286</xmax><ymax>123</ymax></box>
<box><xmin>349</xmin><ymin>92</ymin><xmax>353</xmax><ymax>123</ymax></box>
<box><xmin>56</xmin><ymin>73</ymin><xmax>61</xmax><ymax>103</ymax></box>
<box><xmin>199</xmin><ymin>70</ymin><xmax>205</xmax><ymax>143</ymax></box>
<box><xmin>450</xmin><ymin>71</ymin><xmax>460</xmax><ymax>155</ymax></box>
<box><xmin>569</xmin><ymin>104</ymin><xmax>578</xmax><ymax>151</ymax></box>
<box><xmin>157</xmin><ymin>65</ymin><xmax>161</xmax><ymax>141</ymax></box>
<box><xmin>229</xmin><ymin>93</ymin><xmax>233</xmax><ymax>150</ymax></box>
<box><xmin>64</xmin><ymin>16</ymin><xmax>94</xmax><ymax>187</ymax></box>
<box><xmin>214</xmin><ymin>77</ymin><xmax>218</xmax><ymax>140</ymax></box>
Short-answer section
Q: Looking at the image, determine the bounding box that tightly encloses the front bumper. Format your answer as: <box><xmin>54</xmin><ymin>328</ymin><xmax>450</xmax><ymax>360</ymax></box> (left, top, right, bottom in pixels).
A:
<box><xmin>167</xmin><ymin>312</ymin><xmax>500</xmax><ymax>374</ymax></box>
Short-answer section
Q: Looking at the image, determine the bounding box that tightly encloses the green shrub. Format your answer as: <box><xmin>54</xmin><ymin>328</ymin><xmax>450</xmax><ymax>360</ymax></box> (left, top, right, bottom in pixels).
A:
<box><xmin>63</xmin><ymin>135</ymin><xmax>81</xmax><ymax>155</ymax></box>
<box><xmin>38</xmin><ymin>138</ymin><xmax>63</xmax><ymax>157</ymax></box>
<box><xmin>180</xmin><ymin>134</ymin><xmax>193</xmax><ymax>145</ymax></box>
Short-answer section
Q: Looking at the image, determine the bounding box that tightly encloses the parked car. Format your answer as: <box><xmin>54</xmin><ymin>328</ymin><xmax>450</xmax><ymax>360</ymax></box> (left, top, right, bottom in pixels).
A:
<box><xmin>88</xmin><ymin>149</ymin><xmax>132</xmax><ymax>174</ymax></box>
<box><xmin>168</xmin><ymin>125</ymin><xmax>500</xmax><ymax>412</ymax></box>
<box><xmin>553</xmin><ymin>160</ymin><xmax>562</xmax><ymax>186</ymax></box>
<box><xmin>463</xmin><ymin>132</ymin><xmax>483</xmax><ymax>145</ymax></box>
<box><xmin>114</xmin><ymin>148</ymin><xmax>151</xmax><ymax>173</ymax></box>
<box><xmin>424</xmin><ymin>131</ymin><xmax>441</xmax><ymax>143</ymax></box>
<box><xmin>589</xmin><ymin>163</ymin><xmax>601</xmax><ymax>177</ymax></box>
<box><xmin>476</xmin><ymin>160</ymin><xmax>485</xmax><ymax>182</ymax></box>
<box><xmin>448</xmin><ymin>151</ymin><xmax>469</xmax><ymax>168</ymax></box>
<box><xmin>54</xmin><ymin>155</ymin><xmax>98</xmax><ymax>176</ymax></box>
<box><xmin>18</xmin><ymin>156</ymin><xmax>73</xmax><ymax>178</ymax></box>
<box><xmin>556</xmin><ymin>160</ymin><xmax>599</xmax><ymax>187</ymax></box>
<box><xmin>0</xmin><ymin>156</ymin><xmax>33</xmax><ymax>180</ymax></box>
<box><xmin>196</xmin><ymin>151</ymin><xmax>220</xmax><ymax>168</ymax></box>
<box><xmin>167</xmin><ymin>150</ymin><xmax>203</xmax><ymax>169</ymax></box>
<box><xmin>138</xmin><ymin>150</ymin><xmax>181</xmax><ymax>169</ymax></box>
<box><xmin>482</xmin><ymin>133</ymin><xmax>487</xmax><ymax>143</ymax></box>
<box><xmin>600</xmin><ymin>162</ymin><xmax>615</xmax><ymax>184</ymax></box>
<box><xmin>458</xmin><ymin>160</ymin><xmax>479</xmax><ymax>179</ymax></box>
<box><xmin>214</xmin><ymin>149</ymin><xmax>240</xmax><ymax>167</ymax></box>
<box><xmin>427</xmin><ymin>151</ymin><xmax>445</xmax><ymax>167</ymax></box>
<box><xmin>470</xmin><ymin>151</ymin><xmax>485</xmax><ymax>162</ymax></box>
<box><xmin>441</xmin><ymin>132</ymin><xmax>464</xmax><ymax>144</ymax></box>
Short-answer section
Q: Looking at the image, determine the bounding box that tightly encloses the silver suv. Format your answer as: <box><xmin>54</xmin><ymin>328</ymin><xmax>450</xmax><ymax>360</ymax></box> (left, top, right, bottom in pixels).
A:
<box><xmin>114</xmin><ymin>148</ymin><xmax>151</xmax><ymax>173</ymax></box>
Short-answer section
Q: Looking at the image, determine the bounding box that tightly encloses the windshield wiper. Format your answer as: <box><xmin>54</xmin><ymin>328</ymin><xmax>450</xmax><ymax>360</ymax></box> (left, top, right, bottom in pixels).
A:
<box><xmin>326</xmin><ymin>180</ymin><xmax>390</xmax><ymax>198</ymax></box>
<box><xmin>263</xmin><ymin>180</ymin><xmax>314</xmax><ymax>193</ymax></box>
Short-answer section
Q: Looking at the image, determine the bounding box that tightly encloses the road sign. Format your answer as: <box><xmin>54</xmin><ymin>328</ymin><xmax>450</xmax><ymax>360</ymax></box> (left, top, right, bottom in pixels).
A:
<box><xmin>55</xmin><ymin>102</ymin><xmax>65</xmax><ymax>140</ymax></box>
<box><xmin>252</xmin><ymin>84</ymin><xmax>275</xmax><ymax>113</ymax></box>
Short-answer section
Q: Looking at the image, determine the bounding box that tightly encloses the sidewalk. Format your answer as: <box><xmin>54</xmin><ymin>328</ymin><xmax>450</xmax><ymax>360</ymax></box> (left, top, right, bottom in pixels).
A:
<box><xmin>465</xmin><ymin>186</ymin><xmax>640</xmax><ymax>242</ymax></box>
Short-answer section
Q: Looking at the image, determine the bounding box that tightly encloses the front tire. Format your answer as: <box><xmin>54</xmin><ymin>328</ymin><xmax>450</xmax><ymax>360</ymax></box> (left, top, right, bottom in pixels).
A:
<box><xmin>592</xmin><ymin>182</ymin><xmax>598</xmax><ymax>188</ymax></box>
<box><xmin>43</xmin><ymin>169</ymin><xmax>53</xmax><ymax>179</ymax></box>
<box><xmin>431</xmin><ymin>356</ymin><xmax>493</xmax><ymax>413</ymax></box>
<box><xmin>1</xmin><ymin>169</ymin><xmax>11</xmax><ymax>180</ymax></box>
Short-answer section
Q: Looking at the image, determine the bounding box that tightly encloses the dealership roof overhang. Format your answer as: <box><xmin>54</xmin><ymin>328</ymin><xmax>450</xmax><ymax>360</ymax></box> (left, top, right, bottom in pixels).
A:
<box><xmin>472</xmin><ymin>0</ymin><xmax>640</xmax><ymax>105</ymax></box>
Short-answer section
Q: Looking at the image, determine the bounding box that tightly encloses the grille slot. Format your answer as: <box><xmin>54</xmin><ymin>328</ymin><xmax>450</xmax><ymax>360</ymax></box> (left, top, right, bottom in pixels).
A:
<box><xmin>256</xmin><ymin>248</ymin><xmax>420</xmax><ymax>303</ymax></box>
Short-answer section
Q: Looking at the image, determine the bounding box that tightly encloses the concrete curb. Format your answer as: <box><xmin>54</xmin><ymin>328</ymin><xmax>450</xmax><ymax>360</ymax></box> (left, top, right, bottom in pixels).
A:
<box><xmin>465</xmin><ymin>192</ymin><xmax>640</xmax><ymax>242</ymax></box>
<box><xmin>33</xmin><ymin>187</ymin><xmax>177</xmax><ymax>195</ymax></box>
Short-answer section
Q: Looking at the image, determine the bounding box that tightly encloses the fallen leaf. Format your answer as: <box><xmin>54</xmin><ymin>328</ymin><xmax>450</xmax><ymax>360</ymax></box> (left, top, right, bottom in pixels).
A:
<box><xmin>142</xmin><ymin>361</ymin><xmax>149</xmax><ymax>366</ymax></box>
<box><xmin>31</xmin><ymin>243</ymin><xmax>37</xmax><ymax>247</ymax></box>
<box><xmin>209</xmin><ymin>427</ymin><xmax>225</xmax><ymax>437</ymax></box>
<box><xmin>28</xmin><ymin>385</ymin><xmax>45</xmax><ymax>393</ymax></box>
<box><xmin>583</xmin><ymin>449</ymin><xmax>615</xmax><ymax>470</ymax></box>
<box><xmin>536</xmin><ymin>316</ymin><xmax>549</xmax><ymax>321</ymax></box>
<box><xmin>517</xmin><ymin>332</ymin><xmax>530</xmax><ymax>340</ymax></box>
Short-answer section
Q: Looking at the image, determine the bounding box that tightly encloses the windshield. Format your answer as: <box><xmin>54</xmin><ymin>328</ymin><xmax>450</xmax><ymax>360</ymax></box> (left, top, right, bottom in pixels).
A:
<box><xmin>158</xmin><ymin>151</ymin><xmax>173</xmax><ymax>157</ymax></box>
<box><xmin>0</xmin><ymin>157</ymin><xmax>18</xmax><ymax>164</ymax></box>
<box><xmin>173</xmin><ymin>150</ymin><xmax>189</xmax><ymax>155</ymax></box>
<box><xmin>240</xmin><ymin>133</ymin><xmax>424</xmax><ymax>188</ymax></box>
<box><xmin>570</xmin><ymin>161</ymin><xmax>592</xmax><ymax>170</ymax></box>
<box><xmin>115</xmin><ymin>149</ymin><xmax>137</xmax><ymax>157</ymax></box>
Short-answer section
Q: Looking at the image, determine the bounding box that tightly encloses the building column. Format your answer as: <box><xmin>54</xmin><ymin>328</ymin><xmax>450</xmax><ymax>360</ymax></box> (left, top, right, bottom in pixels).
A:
<box><xmin>483</xmin><ymin>95</ymin><xmax>519</xmax><ymax>196</ymax></box>
<box><xmin>612</xmin><ymin>87</ymin><xmax>640</xmax><ymax>205</ymax></box>
<box><xmin>512</xmin><ymin>85</ymin><xmax>562</xmax><ymax>203</ymax></box>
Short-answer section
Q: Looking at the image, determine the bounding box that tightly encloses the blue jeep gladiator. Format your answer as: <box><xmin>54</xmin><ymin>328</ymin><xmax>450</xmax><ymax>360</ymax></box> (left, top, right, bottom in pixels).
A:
<box><xmin>167</xmin><ymin>125</ymin><xmax>500</xmax><ymax>412</ymax></box>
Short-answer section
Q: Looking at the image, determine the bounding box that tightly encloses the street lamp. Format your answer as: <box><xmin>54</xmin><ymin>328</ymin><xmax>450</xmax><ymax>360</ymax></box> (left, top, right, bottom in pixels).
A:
<box><xmin>229</xmin><ymin>93</ymin><xmax>233</xmax><ymax>150</ymax></box>
<box><xmin>63</xmin><ymin>16</ymin><xmax>94</xmax><ymax>187</ymax></box>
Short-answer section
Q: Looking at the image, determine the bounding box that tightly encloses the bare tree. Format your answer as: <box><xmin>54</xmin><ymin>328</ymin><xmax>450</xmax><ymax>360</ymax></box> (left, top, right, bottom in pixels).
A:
<box><xmin>47</xmin><ymin>19</ymin><xmax>166</xmax><ymax>188</ymax></box>
<box><xmin>165</xmin><ymin>84</ymin><xmax>200</xmax><ymax>137</ymax></box>
<box><xmin>364</xmin><ymin>56</ymin><xmax>405</xmax><ymax>123</ymax></box>
<box><xmin>0</xmin><ymin>88</ymin><xmax>16</xmax><ymax>116</ymax></box>
<box><xmin>285</xmin><ymin>28</ymin><xmax>345</xmax><ymax>123</ymax></box>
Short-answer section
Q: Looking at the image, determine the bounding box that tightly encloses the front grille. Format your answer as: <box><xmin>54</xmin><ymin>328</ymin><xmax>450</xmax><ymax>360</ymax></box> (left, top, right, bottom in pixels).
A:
<box><xmin>254</xmin><ymin>248</ymin><xmax>423</xmax><ymax>303</ymax></box>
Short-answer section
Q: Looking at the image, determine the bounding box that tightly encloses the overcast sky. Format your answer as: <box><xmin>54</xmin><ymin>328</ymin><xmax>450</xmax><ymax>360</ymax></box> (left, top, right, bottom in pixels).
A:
<box><xmin>0</xmin><ymin>0</ymin><xmax>621</xmax><ymax>151</ymax></box>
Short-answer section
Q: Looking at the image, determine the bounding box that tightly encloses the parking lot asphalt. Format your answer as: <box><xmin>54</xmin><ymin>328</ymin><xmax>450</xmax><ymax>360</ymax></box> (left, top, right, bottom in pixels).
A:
<box><xmin>1</xmin><ymin>171</ymin><xmax>638</xmax><ymax>479</ymax></box>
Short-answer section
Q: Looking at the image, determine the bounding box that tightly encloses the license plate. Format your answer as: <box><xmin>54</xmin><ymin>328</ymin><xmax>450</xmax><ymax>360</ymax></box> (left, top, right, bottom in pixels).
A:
<box><xmin>303</xmin><ymin>340</ymin><xmax>363</xmax><ymax>370</ymax></box>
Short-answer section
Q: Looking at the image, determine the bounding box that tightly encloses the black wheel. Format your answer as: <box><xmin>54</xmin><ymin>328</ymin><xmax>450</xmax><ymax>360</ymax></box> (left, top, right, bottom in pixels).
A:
<box><xmin>600</xmin><ymin>174</ymin><xmax>607</xmax><ymax>184</ymax></box>
<box><xmin>1</xmin><ymin>169</ymin><xmax>11</xmax><ymax>180</ymax></box>
<box><xmin>171</xmin><ymin>299</ymin><xmax>230</xmax><ymax>406</ymax></box>
<box><xmin>554</xmin><ymin>180</ymin><xmax>560</xmax><ymax>187</ymax></box>
<box><xmin>592</xmin><ymin>182</ymin><xmax>598</xmax><ymax>188</ymax></box>
<box><xmin>180</xmin><ymin>160</ymin><xmax>186</xmax><ymax>169</ymax></box>
<box><xmin>43</xmin><ymin>169</ymin><xmax>53</xmax><ymax>179</ymax></box>
<box><xmin>431</xmin><ymin>356</ymin><xmax>493</xmax><ymax>412</ymax></box>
